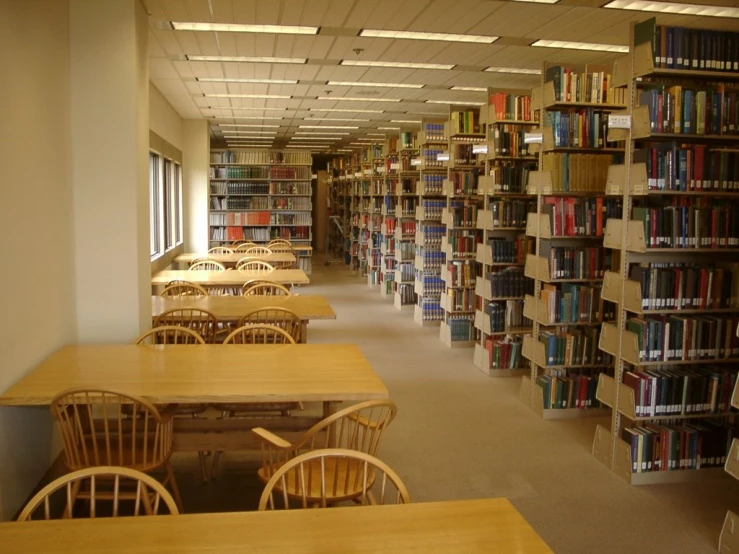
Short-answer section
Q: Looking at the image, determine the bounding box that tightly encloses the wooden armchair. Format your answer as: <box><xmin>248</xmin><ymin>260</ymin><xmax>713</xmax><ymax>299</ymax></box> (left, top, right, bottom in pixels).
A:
<box><xmin>17</xmin><ymin>466</ymin><xmax>180</xmax><ymax>520</ymax></box>
<box><xmin>208</xmin><ymin>246</ymin><xmax>234</xmax><ymax>255</ymax></box>
<box><xmin>223</xmin><ymin>324</ymin><xmax>296</xmax><ymax>345</ymax></box>
<box><xmin>244</xmin><ymin>246</ymin><xmax>273</xmax><ymax>256</ymax></box>
<box><xmin>134</xmin><ymin>326</ymin><xmax>205</xmax><ymax>345</ymax></box>
<box><xmin>154</xmin><ymin>308</ymin><xmax>218</xmax><ymax>344</ymax></box>
<box><xmin>234</xmin><ymin>242</ymin><xmax>257</xmax><ymax>252</ymax></box>
<box><xmin>239</xmin><ymin>307</ymin><xmax>301</xmax><ymax>342</ymax></box>
<box><xmin>50</xmin><ymin>388</ymin><xmax>183</xmax><ymax>513</ymax></box>
<box><xmin>252</xmin><ymin>400</ymin><xmax>397</xmax><ymax>484</ymax></box>
<box><xmin>189</xmin><ymin>260</ymin><xmax>226</xmax><ymax>271</ymax></box>
<box><xmin>236</xmin><ymin>259</ymin><xmax>274</xmax><ymax>273</ymax></box>
<box><xmin>160</xmin><ymin>282</ymin><xmax>209</xmax><ymax>297</ymax></box>
<box><xmin>258</xmin><ymin>448</ymin><xmax>410</xmax><ymax>510</ymax></box>
<box><xmin>242</xmin><ymin>282</ymin><xmax>292</xmax><ymax>297</ymax></box>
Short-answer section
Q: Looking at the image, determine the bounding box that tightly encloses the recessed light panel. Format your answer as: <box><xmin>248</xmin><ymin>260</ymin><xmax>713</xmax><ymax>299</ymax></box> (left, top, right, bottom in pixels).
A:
<box><xmin>205</xmin><ymin>94</ymin><xmax>291</xmax><ymax>99</ymax></box>
<box><xmin>484</xmin><ymin>66</ymin><xmax>541</xmax><ymax>75</ymax></box>
<box><xmin>603</xmin><ymin>0</ymin><xmax>738</xmax><ymax>17</ymax></box>
<box><xmin>197</xmin><ymin>77</ymin><xmax>298</xmax><ymax>84</ymax></box>
<box><xmin>300</xmin><ymin>125</ymin><xmax>360</xmax><ymax>129</ymax></box>
<box><xmin>327</xmin><ymin>80</ymin><xmax>424</xmax><ymax>89</ymax></box>
<box><xmin>316</xmin><ymin>96</ymin><xmax>402</xmax><ymax>103</ymax></box>
<box><xmin>360</xmin><ymin>29</ymin><xmax>498</xmax><ymax>44</ymax></box>
<box><xmin>531</xmin><ymin>39</ymin><xmax>629</xmax><ymax>53</ymax></box>
<box><xmin>450</xmin><ymin>86</ymin><xmax>487</xmax><ymax>92</ymax></box>
<box><xmin>187</xmin><ymin>55</ymin><xmax>307</xmax><ymax>64</ymax></box>
<box><xmin>340</xmin><ymin>60</ymin><xmax>455</xmax><ymax>70</ymax></box>
<box><xmin>426</xmin><ymin>99</ymin><xmax>484</xmax><ymax>106</ymax></box>
<box><xmin>172</xmin><ymin>22</ymin><xmax>318</xmax><ymax>34</ymax></box>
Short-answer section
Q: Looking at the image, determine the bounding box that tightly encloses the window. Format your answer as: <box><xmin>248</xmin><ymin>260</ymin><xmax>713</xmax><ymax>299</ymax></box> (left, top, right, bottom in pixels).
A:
<box><xmin>149</xmin><ymin>152</ymin><xmax>183</xmax><ymax>260</ymax></box>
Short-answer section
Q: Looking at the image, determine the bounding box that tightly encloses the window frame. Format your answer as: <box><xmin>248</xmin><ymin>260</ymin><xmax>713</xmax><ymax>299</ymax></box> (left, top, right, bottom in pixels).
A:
<box><xmin>149</xmin><ymin>151</ymin><xmax>183</xmax><ymax>261</ymax></box>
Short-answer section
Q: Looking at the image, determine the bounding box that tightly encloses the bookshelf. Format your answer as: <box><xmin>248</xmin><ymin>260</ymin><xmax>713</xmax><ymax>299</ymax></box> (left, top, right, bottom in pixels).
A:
<box><xmin>208</xmin><ymin>149</ymin><xmax>313</xmax><ymax>273</ymax></box>
<box><xmin>519</xmin><ymin>59</ymin><xmax>626</xmax><ymax>418</ymax></box>
<box><xmin>368</xmin><ymin>143</ymin><xmax>387</xmax><ymax>288</ymax></box>
<box><xmin>472</xmin><ymin>88</ymin><xmax>538</xmax><ymax>376</ymax></box>
<box><xmin>439</xmin><ymin>106</ymin><xmax>485</xmax><ymax>347</ymax></box>
<box><xmin>327</xmin><ymin>157</ymin><xmax>350</xmax><ymax>265</ymax></box>
<box><xmin>380</xmin><ymin>143</ymin><xmax>398</xmax><ymax>298</ymax></box>
<box><xmin>590</xmin><ymin>19</ymin><xmax>739</xmax><ymax>486</ymax></box>
<box><xmin>414</xmin><ymin>119</ymin><xmax>445</xmax><ymax>326</ymax></box>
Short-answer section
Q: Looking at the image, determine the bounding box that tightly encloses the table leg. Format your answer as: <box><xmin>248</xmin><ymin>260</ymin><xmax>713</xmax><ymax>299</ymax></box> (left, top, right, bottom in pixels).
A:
<box><xmin>300</xmin><ymin>321</ymin><xmax>308</xmax><ymax>343</ymax></box>
<box><xmin>323</xmin><ymin>401</ymin><xmax>340</xmax><ymax>447</ymax></box>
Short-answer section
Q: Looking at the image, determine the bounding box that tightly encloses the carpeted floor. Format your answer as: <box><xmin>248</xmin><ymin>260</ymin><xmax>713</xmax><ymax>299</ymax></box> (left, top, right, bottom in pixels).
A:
<box><xmin>174</xmin><ymin>263</ymin><xmax>739</xmax><ymax>554</ymax></box>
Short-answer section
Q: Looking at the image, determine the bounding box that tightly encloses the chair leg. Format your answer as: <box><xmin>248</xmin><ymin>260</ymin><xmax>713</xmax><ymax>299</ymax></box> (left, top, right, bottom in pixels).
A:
<box><xmin>165</xmin><ymin>461</ymin><xmax>185</xmax><ymax>514</ymax></box>
<box><xmin>211</xmin><ymin>450</ymin><xmax>223</xmax><ymax>480</ymax></box>
<box><xmin>198</xmin><ymin>451</ymin><xmax>209</xmax><ymax>483</ymax></box>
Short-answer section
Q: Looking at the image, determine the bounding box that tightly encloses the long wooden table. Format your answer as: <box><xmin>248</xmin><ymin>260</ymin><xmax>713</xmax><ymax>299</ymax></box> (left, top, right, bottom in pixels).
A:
<box><xmin>0</xmin><ymin>498</ymin><xmax>554</xmax><ymax>553</ymax></box>
<box><xmin>151</xmin><ymin>268</ymin><xmax>309</xmax><ymax>291</ymax></box>
<box><xmin>0</xmin><ymin>344</ymin><xmax>386</xmax><ymax>451</ymax></box>
<box><xmin>175</xmin><ymin>252</ymin><xmax>296</xmax><ymax>269</ymax></box>
<box><xmin>151</xmin><ymin>295</ymin><xmax>336</xmax><ymax>342</ymax></box>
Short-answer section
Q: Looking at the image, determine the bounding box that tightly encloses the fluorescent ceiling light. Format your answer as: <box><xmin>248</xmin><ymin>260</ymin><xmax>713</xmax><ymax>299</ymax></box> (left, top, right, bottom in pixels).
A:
<box><xmin>327</xmin><ymin>80</ymin><xmax>424</xmax><ymax>89</ymax></box>
<box><xmin>378</xmin><ymin>127</ymin><xmax>400</xmax><ymax>130</ymax></box>
<box><xmin>305</xmin><ymin>117</ymin><xmax>371</xmax><ymax>121</ymax></box>
<box><xmin>300</xmin><ymin>125</ymin><xmax>360</xmax><ymax>129</ymax></box>
<box><xmin>223</xmin><ymin>137</ymin><xmax>275</xmax><ymax>140</ymax></box>
<box><xmin>341</xmin><ymin>60</ymin><xmax>455</xmax><ymax>70</ymax></box>
<box><xmin>360</xmin><ymin>29</ymin><xmax>498</xmax><ymax>44</ymax></box>
<box><xmin>221</xmin><ymin>130</ymin><xmax>277</xmax><ymax>134</ymax></box>
<box><xmin>426</xmin><ymin>99</ymin><xmax>484</xmax><ymax>106</ymax></box>
<box><xmin>215</xmin><ymin>116</ymin><xmax>284</xmax><ymax>121</ymax></box>
<box><xmin>390</xmin><ymin>120</ymin><xmax>421</xmax><ymax>124</ymax></box>
<box><xmin>337</xmin><ymin>149</ymin><xmax>353</xmax><ymax>152</ymax></box>
<box><xmin>531</xmin><ymin>39</ymin><xmax>629</xmax><ymax>53</ymax></box>
<box><xmin>309</xmin><ymin>108</ymin><xmax>384</xmax><ymax>114</ymax></box>
<box><xmin>354</xmin><ymin>139</ymin><xmax>376</xmax><ymax>142</ymax></box>
<box><xmin>197</xmin><ymin>77</ymin><xmax>298</xmax><ymax>84</ymax></box>
<box><xmin>286</xmin><ymin>145</ymin><xmax>327</xmax><ymax>148</ymax></box>
<box><xmin>366</xmin><ymin>133</ymin><xmax>387</xmax><ymax>136</ymax></box>
<box><xmin>209</xmin><ymin>106</ymin><xmax>287</xmax><ymax>111</ymax></box>
<box><xmin>187</xmin><ymin>55</ymin><xmax>307</xmax><ymax>64</ymax></box>
<box><xmin>294</xmin><ymin>131</ymin><xmax>351</xmax><ymax>135</ymax></box>
<box><xmin>450</xmin><ymin>86</ymin><xmax>487</xmax><ymax>92</ymax></box>
<box><xmin>173</xmin><ymin>22</ymin><xmax>318</xmax><ymax>35</ymax></box>
<box><xmin>217</xmin><ymin>124</ymin><xmax>281</xmax><ymax>128</ymax></box>
<box><xmin>228</xmin><ymin>145</ymin><xmax>275</xmax><ymax>148</ymax></box>
<box><xmin>289</xmin><ymin>137</ymin><xmax>340</xmax><ymax>141</ymax></box>
<box><xmin>603</xmin><ymin>0</ymin><xmax>738</xmax><ymax>17</ymax></box>
<box><xmin>316</xmin><ymin>96</ymin><xmax>402</xmax><ymax>103</ymax></box>
<box><xmin>510</xmin><ymin>0</ymin><xmax>559</xmax><ymax>3</ymax></box>
<box><xmin>484</xmin><ymin>66</ymin><xmax>541</xmax><ymax>75</ymax></box>
<box><xmin>205</xmin><ymin>93</ymin><xmax>291</xmax><ymax>99</ymax></box>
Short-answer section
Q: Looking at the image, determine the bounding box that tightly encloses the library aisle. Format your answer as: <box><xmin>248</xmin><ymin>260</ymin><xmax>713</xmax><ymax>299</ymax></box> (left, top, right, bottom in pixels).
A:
<box><xmin>303</xmin><ymin>264</ymin><xmax>734</xmax><ymax>554</ymax></box>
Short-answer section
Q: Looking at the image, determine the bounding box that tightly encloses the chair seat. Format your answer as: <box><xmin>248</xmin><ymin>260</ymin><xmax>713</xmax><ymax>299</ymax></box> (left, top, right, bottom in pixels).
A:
<box><xmin>66</xmin><ymin>438</ymin><xmax>170</xmax><ymax>473</ymax></box>
<box><xmin>257</xmin><ymin>458</ymin><xmax>377</xmax><ymax>504</ymax></box>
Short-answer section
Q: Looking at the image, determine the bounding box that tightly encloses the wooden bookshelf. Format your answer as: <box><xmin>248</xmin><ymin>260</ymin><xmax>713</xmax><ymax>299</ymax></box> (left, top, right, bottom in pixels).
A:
<box><xmin>209</xmin><ymin>149</ymin><xmax>313</xmax><ymax>273</ymax></box>
<box><xmin>368</xmin><ymin>142</ymin><xmax>391</xmax><ymax>289</ymax></box>
<box><xmin>590</xmin><ymin>19</ymin><xmax>739</xmax><ymax>493</ymax></box>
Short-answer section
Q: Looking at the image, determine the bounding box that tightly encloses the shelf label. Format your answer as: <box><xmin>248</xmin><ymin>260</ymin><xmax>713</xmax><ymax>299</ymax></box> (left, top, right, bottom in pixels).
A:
<box><xmin>410</xmin><ymin>158</ymin><xmax>421</xmax><ymax>166</ymax></box>
<box><xmin>390</xmin><ymin>163</ymin><xmax>400</xmax><ymax>170</ymax></box>
<box><xmin>608</xmin><ymin>114</ymin><xmax>631</xmax><ymax>129</ymax></box>
<box><xmin>524</xmin><ymin>132</ymin><xmax>543</xmax><ymax>144</ymax></box>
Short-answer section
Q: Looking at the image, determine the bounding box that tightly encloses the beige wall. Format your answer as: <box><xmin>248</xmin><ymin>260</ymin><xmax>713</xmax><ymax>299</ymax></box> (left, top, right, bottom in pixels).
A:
<box><xmin>150</xmin><ymin>83</ymin><xmax>183</xmax><ymax>152</ymax></box>
<box><xmin>183</xmin><ymin>120</ymin><xmax>210</xmax><ymax>253</ymax></box>
<box><xmin>0</xmin><ymin>0</ymin><xmax>76</xmax><ymax>521</ymax></box>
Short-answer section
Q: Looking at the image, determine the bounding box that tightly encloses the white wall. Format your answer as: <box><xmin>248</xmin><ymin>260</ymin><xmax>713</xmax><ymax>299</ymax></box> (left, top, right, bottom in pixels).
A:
<box><xmin>149</xmin><ymin>83</ymin><xmax>183</xmax><ymax>152</ymax></box>
<box><xmin>183</xmin><ymin>120</ymin><xmax>210</xmax><ymax>252</ymax></box>
<box><xmin>0</xmin><ymin>0</ymin><xmax>76</xmax><ymax>521</ymax></box>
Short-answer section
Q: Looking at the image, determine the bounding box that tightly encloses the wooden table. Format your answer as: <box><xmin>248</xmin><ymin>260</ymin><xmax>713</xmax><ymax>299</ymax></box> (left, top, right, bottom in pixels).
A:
<box><xmin>0</xmin><ymin>498</ymin><xmax>553</xmax><ymax>553</ymax></box>
<box><xmin>0</xmin><ymin>344</ymin><xmax>386</xmax><ymax>451</ymax></box>
<box><xmin>174</xmin><ymin>252</ymin><xmax>296</xmax><ymax>269</ymax></box>
<box><xmin>152</xmin><ymin>295</ymin><xmax>335</xmax><ymax>342</ymax></box>
<box><xmin>151</xmin><ymin>269</ymin><xmax>309</xmax><ymax>293</ymax></box>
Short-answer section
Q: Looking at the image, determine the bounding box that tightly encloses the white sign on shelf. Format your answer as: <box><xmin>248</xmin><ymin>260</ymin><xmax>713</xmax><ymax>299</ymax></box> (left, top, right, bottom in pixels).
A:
<box><xmin>390</xmin><ymin>162</ymin><xmax>400</xmax><ymax>170</ymax></box>
<box><xmin>410</xmin><ymin>158</ymin><xmax>421</xmax><ymax>166</ymax></box>
<box><xmin>524</xmin><ymin>132</ymin><xmax>543</xmax><ymax>144</ymax></box>
<box><xmin>608</xmin><ymin>114</ymin><xmax>631</xmax><ymax>129</ymax></box>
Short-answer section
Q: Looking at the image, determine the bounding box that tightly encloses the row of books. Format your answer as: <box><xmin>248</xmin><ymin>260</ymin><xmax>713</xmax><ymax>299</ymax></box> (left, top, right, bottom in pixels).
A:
<box><xmin>539</xmin><ymin>328</ymin><xmax>612</xmax><ymax>367</ymax></box>
<box><xmin>397</xmin><ymin>262</ymin><xmax>414</xmax><ymax>282</ymax></box>
<box><xmin>210</xmin><ymin>197</ymin><xmax>227</xmax><ymax>210</ymax></box>
<box><xmin>416</xmin><ymin>274</ymin><xmax>444</xmax><ymax>296</ymax></box>
<box><xmin>447</xmin><ymin>316</ymin><xmax>475</xmax><ymax>341</ymax></box>
<box><xmin>420</xmin><ymin>175</ymin><xmax>445</xmax><ymax>194</ymax></box>
<box><xmin>272</xmin><ymin>227</ymin><xmax>310</xmax><ymax>240</ymax></box>
<box><xmin>419</xmin><ymin>201</ymin><xmax>445</xmax><ymax>220</ymax></box>
<box><xmin>271</xmin><ymin>198</ymin><xmax>311</xmax><ymax>210</ymax></box>
<box><xmin>541</xmin><ymin>245</ymin><xmax>609</xmax><ymax>280</ymax></box>
<box><xmin>639</xmin><ymin>86</ymin><xmax>737</xmax><ymax>136</ymax></box>
<box><xmin>489</xmin><ymin>268</ymin><xmax>533</xmax><ymax>299</ymax></box>
<box><xmin>485</xmin><ymin>337</ymin><xmax>526</xmax><ymax>370</ymax></box>
<box><xmin>489</xmin><ymin>199</ymin><xmax>535</xmax><ymax>229</ymax></box>
<box><xmin>629</xmin><ymin>264</ymin><xmax>735</xmax><ymax>311</ymax></box>
<box><xmin>211</xmin><ymin>150</ymin><xmax>312</xmax><ymax>165</ymax></box>
<box><xmin>626</xmin><ymin>315</ymin><xmax>739</xmax><ymax>362</ymax></box>
<box><xmin>448</xmin><ymin>171</ymin><xmax>478</xmax><ymax>195</ymax></box>
<box><xmin>545</xmin><ymin>66</ymin><xmax>623</xmax><ymax>105</ymax></box>
<box><xmin>637</xmin><ymin>145</ymin><xmax>739</xmax><ymax>192</ymax></box>
<box><xmin>209</xmin><ymin>212</ymin><xmax>270</xmax><ymax>226</ymax></box>
<box><xmin>636</xmin><ymin>18</ymin><xmax>739</xmax><ymax>74</ymax></box>
<box><xmin>632</xmin><ymin>203</ymin><xmax>739</xmax><ymax>249</ymax></box>
<box><xmin>421</xmin><ymin>122</ymin><xmax>446</xmax><ymax>142</ymax></box>
<box><xmin>446</xmin><ymin>289</ymin><xmax>475</xmax><ymax>312</ymax></box>
<box><xmin>396</xmin><ymin>283</ymin><xmax>415</xmax><ymax>304</ymax></box>
<box><xmin>270</xmin><ymin>182</ymin><xmax>312</xmax><ymax>195</ymax></box>
<box><xmin>447</xmin><ymin>204</ymin><xmax>478</xmax><ymax>227</ymax></box>
<box><xmin>416</xmin><ymin>251</ymin><xmax>445</xmax><ymax>271</ymax></box>
<box><xmin>490</xmin><ymin>124</ymin><xmax>535</xmax><ymax>158</ymax></box>
<box><xmin>452</xmin><ymin>144</ymin><xmax>480</xmax><ymax>166</ymax></box>
<box><xmin>537</xmin><ymin>374</ymin><xmax>602</xmax><ymax>410</ymax></box>
<box><xmin>446</xmin><ymin>261</ymin><xmax>475</xmax><ymax>288</ymax></box>
<box><xmin>417</xmin><ymin>299</ymin><xmax>444</xmax><ymax>321</ymax></box>
<box><xmin>542</xmin><ymin>197</ymin><xmax>622</xmax><ymax>237</ymax></box>
<box><xmin>623</xmin><ymin>367</ymin><xmax>737</xmax><ymax>418</ymax></box>
<box><xmin>489</xmin><ymin>236</ymin><xmax>533</xmax><ymax>264</ymax></box>
<box><xmin>398</xmin><ymin>197</ymin><xmax>417</xmax><ymax>215</ymax></box>
<box><xmin>540</xmin><ymin>283</ymin><xmax>616</xmax><ymax>324</ymax></box>
<box><xmin>210</xmin><ymin>227</ymin><xmax>271</xmax><ymax>241</ymax></box>
<box><xmin>212</xmin><ymin>183</ymin><xmax>270</xmax><ymax>195</ymax></box>
<box><xmin>487</xmin><ymin>300</ymin><xmax>530</xmax><ymax>333</ymax></box>
<box><xmin>399</xmin><ymin>221</ymin><xmax>416</xmax><ymax>235</ymax></box>
<box><xmin>547</xmin><ymin>109</ymin><xmax>619</xmax><ymax>149</ymax></box>
<box><xmin>486</xmin><ymin>161</ymin><xmax>537</xmax><ymax>193</ymax></box>
<box><xmin>383</xmin><ymin>217</ymin><xmax>396</xmax><ymax>234</ymax></box>
<box><xmin>271</xmin><ymin>213</ymin><xmax>312</xmax><ymax>225</ymax></box>
<box><xmin>401</xmin><ymin>132</ymin><xmax>416</xmax><ymax>149</ymax></box>
<box><xmin>488</xmin><ymin>93</ymin><xmax>534</xmax><ymax>122</ymax></box>
<box><xmin>623</xmin><ymin>422</ymin><xmax>733</xmax><ymax>474</ymax></box>
<box><xmin>450</xmin><ymin>110</ymin><xmax>482</xmax><ymax>135</ymax></box>
<box><xmin>418</xmin><ymin>223</ymin><xmax>445</xmax><ymax>243</ymax></box>
<box><xmin>397</xmin><ymin>242</ymin><xmax>414</xmax><ymax>260</ymax></box>
<box><xmin>542</xmin><ymin>152</ymin><xmax>618</xmax><ymax>192</ymax></box>
<box><xmin>445</xmin><ymin>231</ymin><xmax>478</xmax><ymax>258</ymax></box>
<box><xmin>421</xmin><ymin>148</ymin><xmax>446</xmax><ymax>167</ymax></box>
<box><xmin>211</xmin><ymin>166</ymin><xmax>269</xmax><ymax>180</ymax></box>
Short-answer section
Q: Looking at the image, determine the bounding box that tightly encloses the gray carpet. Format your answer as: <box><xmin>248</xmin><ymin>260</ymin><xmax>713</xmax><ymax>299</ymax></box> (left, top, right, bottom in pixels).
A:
<box><xmin>176</xmin><ymin>264</ymin><xmax>739</xmax><ymax>553</ymax></box>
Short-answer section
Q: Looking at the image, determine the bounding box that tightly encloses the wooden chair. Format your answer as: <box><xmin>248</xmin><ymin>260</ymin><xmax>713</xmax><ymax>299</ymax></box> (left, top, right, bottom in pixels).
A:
<box><xmin>258</xmin><ymin>448</ymin><xmax>410</xmax><ymax>510</ymax></box>
<box><xmin>243</xmin><ymin>282</ymin><xmax>292</xmax><ymax>297</ymax></box>
<box><xmin>223</xmin><ymin>324</ymin><xmax>296</xmax><ymax>345</ymax></box>
<box><xmin>244</xmin><ymin>246</ymin><xmax>273</xmax><ymax>256</ymax></box>
<box><xmin>268</xmin><ymin>239</ymin><xmax>292</xmax><ymax>248</ymax></box>
<box><xmin>239</xmin><ymin>307</ymin><xmax>302</xmax><ymax>342</ymax></box>
<box><xmin>161</xmin><ymin>282</ymin><xmax>209</xmax><ymax>297</ymax></box>
<box><xmin>154</xmin><ymin>308</ymin><xmax>218</xmax><ymax>344</ymax></box>
<box><xmin>236</xmin><ymin>259</ymin><xmax>274</xmax><ymax>273</ymax></box>
<box><xmin>135</xmin><ymin>326</ymin><xmax>206</xmax><ymax>345</ymax></box>
<box><xmin>50</xmin><ymin>388</ymin><xmax>183</xmax><ymax>513</ymax></box>
<box><xmin>234</xmin><ymin>242</ymin><xmax>257</xmax><ymax>252</ymax></box>
<box><xmin>252</xmin><ymin>400</ymin><xmax>397</xmax><ymax>481</ymax></box>
<box><xmin>208</xmin><ymin>246</ymin><xmax>233</xmax><ymax>255</ymax></box>
<box><xmin>17</xmin><ymin>466</ymin><xmax>179</xmax><ymax>520</ymax></box>
<box><xmin>189</xmin><ymin>260</ymin><xmax>226</xmax><ymax>271</ymax></box>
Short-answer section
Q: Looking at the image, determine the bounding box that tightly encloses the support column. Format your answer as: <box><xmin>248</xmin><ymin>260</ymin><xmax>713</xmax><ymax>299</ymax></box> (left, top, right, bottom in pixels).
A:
<box><xmin>69</xmin><ymin>0</ymin><xmax>150</xmax><ymax>341</ymax></box>
<box><xmin>183</xmin><ymin>119</ymin><xmax>210</xmax><ymax>252</ymax></box>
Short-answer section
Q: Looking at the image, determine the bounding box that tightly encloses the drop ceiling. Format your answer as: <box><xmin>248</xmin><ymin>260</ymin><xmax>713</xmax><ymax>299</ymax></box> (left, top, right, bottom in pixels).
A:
<box><xmin>143</xmin><ymin>0</ymin><xmax>739</xmax><ymax>153</ymax></box>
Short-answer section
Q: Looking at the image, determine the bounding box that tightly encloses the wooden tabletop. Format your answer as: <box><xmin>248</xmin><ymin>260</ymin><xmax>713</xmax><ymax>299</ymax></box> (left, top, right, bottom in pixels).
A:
<box><xmin>0</xmin><ymin>498</ymin><xmax>554</xmax><ymax>553</ymax></box>
<box><xmin>151</xmin><ymin>268</ymin><xmax>309</xmax><ymax>286</ymax></box>
<box><xmin>151</xmin><ymin>295</ymin><xmax>336</xmax><ymax>321</ymax></box>
<box><xmin>0</xmin><ymin>344</ymin><xmax>386</xmax><ymax>406</ymax></box>
<box><xmin>175</xmin><ymin>252</ymin><xmax>296</xmax><ymax>264</ymax></box>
